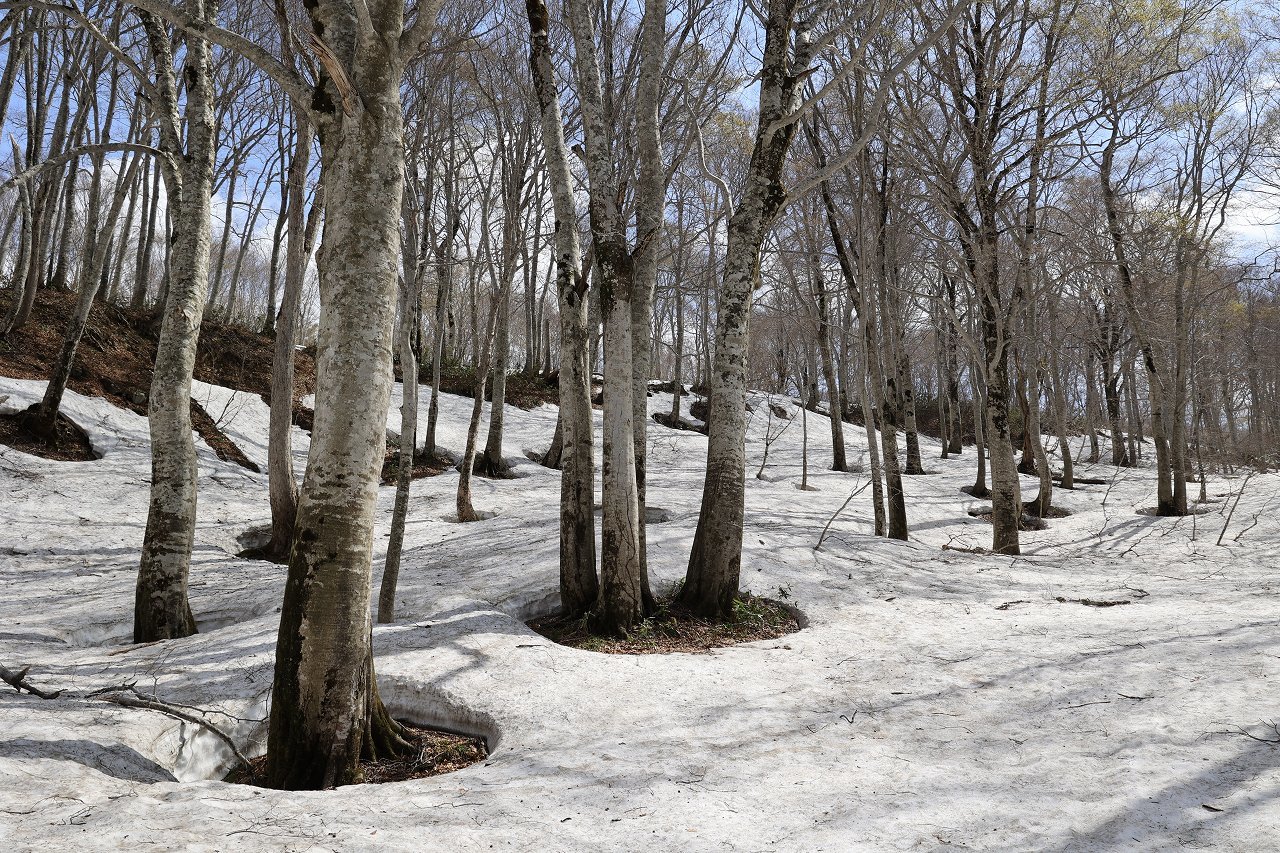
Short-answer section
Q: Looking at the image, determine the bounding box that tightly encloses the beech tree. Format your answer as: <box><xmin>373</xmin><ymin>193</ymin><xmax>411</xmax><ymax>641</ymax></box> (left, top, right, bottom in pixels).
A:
<box><xmin>131</xmin><ymin>1</ymin><xmax>219</xmax><ymax>641</ymax></box>
<box><xmin>526</xmin><ymin>0</ymin><xmax>598</xmax><ymax>617</ymax></box>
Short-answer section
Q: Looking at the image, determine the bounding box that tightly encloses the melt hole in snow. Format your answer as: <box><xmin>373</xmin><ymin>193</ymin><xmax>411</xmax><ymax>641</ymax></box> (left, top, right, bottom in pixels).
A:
<box><xmin>442</xmin><ymin>509</ymin><xmax>499</xmax><ymax>523</ymax></box>
<box><xmin>591</xmin><ymin>504</ymin><xmax>672</xmax><ymax>524</ymax></box>
<box><xmin>966</xmin><ymin>507</ymin><xmax>1049</xmax><ymax>531</ymax></box>
<box><xmin>527</xmin><ymin>593</ymin><xmax>803</xmax><ymax>654</ymax></box>
<box><xmin>379</xmin><ymin>447</ymin><xmax>454</xmax><ymax>484</ymax></box>
<box><xmin>1135</xmin><ymin>505</ymin><xmax>1212</xmax><ymax>517</ymax></box>
<box><xmin>233</xmin><ymin>524</ymin><xmax>289</xmax><ymax>563</ymax></box>
<box><xmin>225</xmin><ymin>722</ymin><xmax>488</xmax><ymax>788</ymax></box>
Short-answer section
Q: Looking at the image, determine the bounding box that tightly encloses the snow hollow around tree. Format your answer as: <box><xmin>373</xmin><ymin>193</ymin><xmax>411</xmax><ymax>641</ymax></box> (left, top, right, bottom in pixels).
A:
<box><xmin>1</xmin><ymin>375</ymin><xmax>1278</xmax><ymax>850</ymax></box>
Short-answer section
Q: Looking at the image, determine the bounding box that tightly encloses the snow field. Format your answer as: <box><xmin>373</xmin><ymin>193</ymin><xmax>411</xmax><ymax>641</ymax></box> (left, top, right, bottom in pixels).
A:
<box><xmin>1</xmin><ymin>376</ymin><xmax>1277</xmax><ymax>851</ymax></box>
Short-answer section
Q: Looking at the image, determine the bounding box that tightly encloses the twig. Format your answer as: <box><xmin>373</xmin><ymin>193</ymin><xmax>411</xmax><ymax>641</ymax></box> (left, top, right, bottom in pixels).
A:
<box><xmin>94</xmin><ymin>686</ymin><xmax>251</xmax><ymax>769</ymax></box>
<box><xmin>815</xmin><ymin>478</ymin><xmax>869</xmax><ymax>550</ymax></box>
<box><xmin>1216</xmin><ymin>471</ymin><xmax>1255</xmax><ymax>546</ymax></box>
<box><xmin>1213</xmin><ymin>720</ymin><xmax>1280</xmax><ymax>745</ymax></box>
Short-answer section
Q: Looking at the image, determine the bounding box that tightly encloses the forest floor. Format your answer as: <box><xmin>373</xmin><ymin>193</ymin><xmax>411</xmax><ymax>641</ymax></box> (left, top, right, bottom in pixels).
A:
<box><xmin>0</xmin><ymin>371</ymin><xmax>1277</xmax><ymax>851</ymax></box>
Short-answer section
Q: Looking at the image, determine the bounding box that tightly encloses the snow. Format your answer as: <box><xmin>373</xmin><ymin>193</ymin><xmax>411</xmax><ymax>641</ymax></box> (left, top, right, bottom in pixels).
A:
<box><xmin>1</xmin><ymin>375</ymin><xmax>1278</xmax><ymax>850</ymax></box>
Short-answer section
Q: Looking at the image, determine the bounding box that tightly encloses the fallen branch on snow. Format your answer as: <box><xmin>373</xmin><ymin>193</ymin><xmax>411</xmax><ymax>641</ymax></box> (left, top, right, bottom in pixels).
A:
<box><xmin>1054</xmin><ymin>596</ymin><xmax>1131</xmax><ymax>608</ymax></box>
<box><xmin>1216</xmin><ymin>471</ymin><xmax>1255</xmax><ymax>546</ymax></box>
<box><xmin>2</xmin><ymin>666</ymin><xmax>249</xmax><ymax>768</ymax></box>
<box><xmin>1214</xmin><ymin>720</ymin><xmax>1280</xmax><ymax>745</ymax></box>
<box><xmin>1</xmin><ymin>665</ymin><xmax>62</xmax><ymax>699</ymax></box>
<box><xmin>87</xmin><ymin>684</ymin><xmax>251</xmax><ymax>769</ymax></box>
<box><xmin>815</xmin><ymin>479</ymin><xmax>870</xmax><ymax>550</ymax></box>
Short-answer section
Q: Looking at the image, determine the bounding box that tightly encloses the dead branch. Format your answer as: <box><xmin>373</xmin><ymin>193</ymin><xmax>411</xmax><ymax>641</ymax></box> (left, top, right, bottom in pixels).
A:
<box><xmin>0</xmin><ymin>665</ymin><xmax>62</xmax><ymax>699</ymax></box>
<box><xmin>2</xmin><ymin>667</ymin><xmax>250</xmax><ymax>768</ymax></box>
<box><xmin>91</xmin><ymin>685</ymin><xmax>251</xmax><ymax>769</ymax></box>
<box><xmin>1216</xmin><ymin>471</ymin><xmax>1255</xmax><ymax>546</ymax></box>
<box><xmin>815</xmin><ymin>479</ymin><xmax>869</xmax><ymax>550</ymax></box>
<box><xmin>1213</xmin><ymin>720</ymin><xmax>1280</xmax><ymax>745</ymax></box>
<box><xmin>1054</xmin><ymin>596</ymin><xmax>1131</xmax><ymax>607</ymax></box>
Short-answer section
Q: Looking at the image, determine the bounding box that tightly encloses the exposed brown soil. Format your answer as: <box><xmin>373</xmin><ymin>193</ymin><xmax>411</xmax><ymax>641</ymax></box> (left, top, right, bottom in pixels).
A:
<box><xmin>528</xmin><ymin>594</ymin><xmax>800</xmax><ymax>654</ymax></box>
<box><xmin>190</xmin><ymin>399</ymin><xmax>259</xmax><ymax>472</ymax></box>
<box><xmin>380</xmin><ymin>446</ymin><xmax>453</xmax><ymax>484</ymax></box>
<box><xmin>0</xmin><ymin>289</ymin><xmax>315</xmax><ymax>466</ymax></box>
<box><xmin>409</xmin><ymin>364</ymin><xmax>561</xmax><ymax>411</ymax></box>
<box><xmin>0</xmin><ymin>408</ymin><xmax>96</xmax><ymax>461</ymax></box>
<box><xmin>291</xmin><ymin>401</ymin><xmax>314</xmax><ymax>433</ymax></box>
<box><xmin>226</xmin><ymin>722</ymin><xmax>487</xmax><ymax>788</ymax></box>
<box><xmin>0</xmin><ymin>289</ymin><xmax>315</xmax><ymax>415</ymax></box>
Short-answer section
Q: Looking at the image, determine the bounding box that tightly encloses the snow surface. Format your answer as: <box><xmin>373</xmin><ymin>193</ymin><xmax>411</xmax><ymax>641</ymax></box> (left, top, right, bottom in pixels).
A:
<box><xmin>1</xmin><ymin>374</ymin><xmax>1278</xmax><ymax>851</ymax></box>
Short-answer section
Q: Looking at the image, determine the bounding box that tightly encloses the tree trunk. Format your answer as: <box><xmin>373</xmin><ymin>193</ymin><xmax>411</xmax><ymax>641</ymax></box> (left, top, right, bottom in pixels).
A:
<box><xmin>265</xmin><ymin>14</ymin><xmax>412</xmax><ymax>787</ymax></box>
<box><xmin>134</xmin><ymin>6</ymin><xmax>218</xmax><ymax>643</ymax></box>
<box><xmin>970</xmin><ymin>368</ymin><xmax>990</xmax><ymax>498</ymax></box>
<box><xmin>28</xmin><ymin>153</ymin><xmax>141</xmax><ymax>439</ymax></box>
<box><xmin>265</xmin><ymin>115</ymin><xmax>316</xmax><ymax>560</ymax></box>
<box><xmin>565</xmin><ymin>0</ymin><xmax>647</xmax><ymax>632</ymax></box>
<box><xmin>628</xmin><ymin>0</ymin><xmax>666</xmax><ymax>614</ymax></box>
<box><xmin>379</xmin><ymin>283</ymin><xmax>419</xmax><ymax>623</ymax></box>
<box><xmin>684</xmin><ymin>4</ymin><xmax>810</xmax><ymax>617</ymax></box>
<box><xmin>815</xmin><ymin>264</ymin><xmax>847</xmax><ymax>471</ymax></box>
<box><xmin>478</xmin><ymin>269</ymin><xmax>512</xmax><ymax>478</ymax></box>
<box><xmin>527</xmin><ymin>0</ymin><xmax>597</xmax><ymax>617</ymax></box>
<box><xmin>457</xmin><ymin>296</ymin><xmax>498</xmax><ymax>522</ymax></box>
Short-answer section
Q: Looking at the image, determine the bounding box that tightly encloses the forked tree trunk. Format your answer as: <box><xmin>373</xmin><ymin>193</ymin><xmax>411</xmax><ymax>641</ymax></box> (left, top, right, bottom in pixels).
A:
<box><xmin>566</xmin><ymin>0</ymin><xmax>644</xmax><ymax>631</ymax></box>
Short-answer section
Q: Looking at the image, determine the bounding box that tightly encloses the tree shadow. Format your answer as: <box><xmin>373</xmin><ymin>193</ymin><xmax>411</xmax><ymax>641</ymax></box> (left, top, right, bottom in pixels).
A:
<box><xmin>0</xmin><ymin>737</ymin><xmax>176</xmax><ymax>783</ymax></box>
